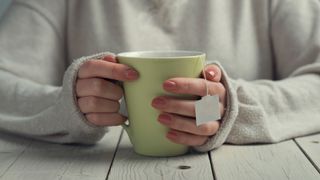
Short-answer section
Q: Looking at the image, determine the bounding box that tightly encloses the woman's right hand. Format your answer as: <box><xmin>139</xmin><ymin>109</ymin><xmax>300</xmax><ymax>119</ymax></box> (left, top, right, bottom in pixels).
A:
<box><xmin>76</xmin><ymin>55</ymin><xmax>139</xmax><ymax>126</ymax></box>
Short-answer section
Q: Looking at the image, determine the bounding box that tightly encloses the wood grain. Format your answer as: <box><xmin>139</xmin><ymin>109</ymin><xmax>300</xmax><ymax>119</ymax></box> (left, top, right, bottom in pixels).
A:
<box><xmin>0</xmin><ymin>127</ymin><xmax>122</xmax><ymax>180</ymax></box>
<box><xmin>0</xmin><ymin>132</ymin><xmax>32</xmax><ymax>177</ymax></box>
<box><xmin>295</xmin><ymin>133</ymin><xmax>320</xmax><ymax>172</ymax></box>
<box><xmin>107</xmin><ymin>131</ymin><xmax>214</xmax><ymax>180</ymax></box>
<box><xmin>210</xmin><ymin>140</ymin><xmax>320</xmax><ymax>180</ymax></box>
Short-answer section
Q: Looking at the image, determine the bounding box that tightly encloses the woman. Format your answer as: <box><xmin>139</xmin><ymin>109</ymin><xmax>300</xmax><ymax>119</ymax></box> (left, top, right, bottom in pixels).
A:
<box><xmin>0</xmin><ymin>0</ymin><xmax>319</xmax><ymax>152</ymax></box>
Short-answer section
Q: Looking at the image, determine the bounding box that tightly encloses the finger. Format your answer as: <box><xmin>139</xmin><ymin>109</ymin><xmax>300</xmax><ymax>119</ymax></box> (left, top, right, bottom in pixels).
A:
<box><xmin>152</xmin><ymin>97</ymin><xmax>226</xmax><ymax>119</ymax></box>
<box><xmin>203</xmin><ymin>64</ymin><xmax>222</xmax><ymax>82</ymax></box>
<box><xmin>163</xmin><ymin>78</ymin><xmax>226</xmax><ymax>101</ymax></box>
<box><xmin>78</xmin><ymin>60</ymin><xmax>139</xmax><ymax>81</ymax></box>
<box><xmin>86</xmin><ymin>113</ymin><xmax>127</xmax><ymax>126</ymax></box>
<box><xmin>158</xmin><ymin>113</ymin><xmax>220</xmax><ymax>136</ymax></box>
<box><xmin>166</xmin><ymin>130</ymin><xmax>209</xmax><ymax>146</ymax></box>
<box><xmin>102</xmin><ymin>54</ymin><xmax>117</xmax><ymax>63</ymax></box>
<box><xmin>78</xmin><ymin>96</ymin><xmax>120</xmax><ymax>113</ymax></box>
<box><xmin>151</xmin><ymin>96</ymin><xmax>196</xmax><ymax>117</ymax></box>
<box><xmin>76</xmin><ymin>78</ymin><xmax>123</xmax><ymax>100</ymax></box>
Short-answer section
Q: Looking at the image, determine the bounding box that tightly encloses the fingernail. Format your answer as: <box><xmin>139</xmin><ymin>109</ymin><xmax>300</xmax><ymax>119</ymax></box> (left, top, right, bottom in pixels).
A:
<box><xmin>158</xmin><ymin>114</ymin><xmax>172</xmax><ymax>124</ymax></box>
<box><xmin>167</xmin><ymin>131</ymin><xmax>178</xmax><ymax>139</ymax></box>
<box><xmin>103</xmin><ymin>55</ymin><xmax>116</xmax><ymax>62</ymax></box>
<box><xmin>152</xmin><ymin>97</ymin><xmax>166</xmax><ymax>107</ymax></box>
<box><xmin>207</xmin><ymin>71</ymin><xmax>215</xmax><ymax>79</ymax></box>
<box><xmin>163</xmin><ymin>80</ymin><xmax>177</xmax><ymax>90</ymax></box>
<box><xmin>125</xmin><ymin>69</ymin><xmax>139</xmax><ymax>79</ymax></box>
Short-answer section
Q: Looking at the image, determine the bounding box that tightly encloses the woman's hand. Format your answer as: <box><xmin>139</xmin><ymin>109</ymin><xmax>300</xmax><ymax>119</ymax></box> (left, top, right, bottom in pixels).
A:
<box><xmin>76</xmin><ymin>55</ymin><xmax>139</xmax><ymax>126</ymax></box>
<box><xmin>152</xmin><ymin>64</ymin><xmax>226</xmax><ymax>146</ymax></box>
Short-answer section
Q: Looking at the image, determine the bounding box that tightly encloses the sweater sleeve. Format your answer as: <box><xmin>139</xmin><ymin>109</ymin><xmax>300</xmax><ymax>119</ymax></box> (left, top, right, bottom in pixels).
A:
<box><xmin>0</xmin><ymin>0</ymin><xmax>109</xmax><ymax>144</ymax></box>
<box><xmin>194</xmin><ymin>0</ymin><xmax>320</xmax><ymax>151</ymax></box>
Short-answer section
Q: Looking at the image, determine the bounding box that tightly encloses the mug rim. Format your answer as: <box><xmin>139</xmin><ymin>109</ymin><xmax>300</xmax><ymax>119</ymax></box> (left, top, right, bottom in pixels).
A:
<box><xmin>117</xmin><ymin>50</ymin><xmax>205</xmax><ymax>59</ymax></box>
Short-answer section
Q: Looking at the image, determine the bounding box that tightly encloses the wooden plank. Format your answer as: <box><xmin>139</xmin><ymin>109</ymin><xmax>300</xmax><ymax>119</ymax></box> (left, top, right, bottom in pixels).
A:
<box><xmin>107</xmin><ymin>131</ymin><xmax>214</xmax><ymax>180</ymax></box>
<box><xmin>0</xmin><ymin>127</ymin><xmax>122</xmax><ymax>180</ymax></box>
<box><xmin>295</xmin><ymin>133</ymin><xmax>320</xmax><ymax>172</ymax></box>
<box><xmin>0</xmin><ymin>132</ymin><xmax>32</xmax><ymax>177</ymax></box>
<box><xmin>210</xmin><ymin>140</ymin><xmax>320</xmax><ymax>180</ymax></box>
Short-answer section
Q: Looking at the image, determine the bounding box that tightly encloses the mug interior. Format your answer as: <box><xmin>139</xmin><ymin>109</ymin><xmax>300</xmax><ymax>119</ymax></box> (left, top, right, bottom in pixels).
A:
<box><xmin>117</xmin><ymin>50</ymin><xmax>204</xmax><ymax>59</ymax></box>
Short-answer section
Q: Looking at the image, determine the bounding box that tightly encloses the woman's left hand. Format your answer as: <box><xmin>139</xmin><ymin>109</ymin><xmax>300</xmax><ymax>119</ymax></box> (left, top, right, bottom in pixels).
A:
<box><xmin>151</xmin><ymin>64</ymin><xmax>226</xmax><ymax>146</ymax></box>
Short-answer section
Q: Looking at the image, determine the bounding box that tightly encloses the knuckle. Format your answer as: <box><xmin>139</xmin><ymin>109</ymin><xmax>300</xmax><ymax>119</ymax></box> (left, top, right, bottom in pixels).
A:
<box><xmin>168</xmin><ymin>117</ymin><xmax>178</xmax><ymax>128</ymax></box>
<box><xmin>185</xmin><ymin>80</ymin><xmax>192</xmax><ymax>92</ymax></box>
<box><xmin>111</xmin><ymin>84</ymin><xmax>124</xmax><ymax>100</ymax></box>
<box><xmin>77</xmin><ymin>98</ymin><xmax>86</xmax><ymax>112</ymax></box>
<box><xmin>86</xmin><ymin>97</ymin><xmax>98</xmax><ymax>110</ymax></box>
<box><xmin>82</xmin><ymin>60</ymin><xmax>95</xmax><ymax>71</ymax></box>
<box><xmin>110</xmin><ymin>64</ymin><xmax>119</xmax><ymax>79</ymax></box>
<box><xmin>200</xmin><ymin>80</ymin><xmax>208</xmax><ymax>96</ymax></box>
<box><xmin>199</xmin><ymin>124</ymin><xmax>214</xmax><ymax>135</ymax></box>
<box><xmin>181</xmin><ymin>80</ymin><xmax>191</xmax><ymax>92</ymax></box>
<box><xmin>174</xmin><ymin>134</ymin><xmax>186</xmax><ymax>144</ymax></box>
<box><xmin>174</xmin><ymin>119</ymin><xmax>187</xmax><ymax>131</ymax></box>
<box><xmin>107</xmin><ymin>101</ymin><xmax>120</xmax><ymax>113</ymax></box>
<box><xmin>171</xmin><ymin>101</ymin><xmax>183</xmax><ymax>113</ymax></box>
<box><xmin>79</xmin><ymin>60</ymin><xmax>96</xmax><ymax>78</ymax></box>
<box><xmin>91</xmin><ymin>78</ymin><xmax>104</xmax><ymax>95</ymax></box>
<box><xmin>179</xmin><ymin>136</ymin><xmax>190</xmax><ymax>145</ymax></box>
<box><xmin>75</xmin><ymin>79</ymin><xmax>83</xmax><ymax>96</ymax></box>
<box><xmin>216</xmin><ymin>82</ymin><xmax>225</xmax><ymax>91</ymax></box>
<box><xmin>86</xmin><ymin>114</ymin><xmax>100</xmax><ymax>125</ymax></box>
<box><xmin>208</xmin><ymin>82</ymin><xmax>222</xmax><ymax>95</ymax></box>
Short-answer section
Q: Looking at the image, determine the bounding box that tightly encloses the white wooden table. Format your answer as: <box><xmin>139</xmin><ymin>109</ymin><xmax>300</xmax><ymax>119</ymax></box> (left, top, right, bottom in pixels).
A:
<box><xmin>0</xmin><ymin>127</ymin><xmax>319</xmax><ymax>180</ymax></box>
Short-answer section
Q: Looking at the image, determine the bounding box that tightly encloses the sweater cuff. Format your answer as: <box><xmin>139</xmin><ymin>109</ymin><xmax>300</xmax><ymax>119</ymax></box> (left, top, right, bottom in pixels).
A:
<box><xmin>192</xmin><ymin>61</ymin><xmax>239</xmax><ymax>152</ymax></box>
<box><xmin>58</xmin><ymin>52</ymin><xmax>114</xmax><ymax>144</ymax></box>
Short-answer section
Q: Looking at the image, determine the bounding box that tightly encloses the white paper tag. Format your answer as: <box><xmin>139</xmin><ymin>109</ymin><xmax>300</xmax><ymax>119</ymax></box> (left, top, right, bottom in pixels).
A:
<box><xmin>195</xmin><ymin>95</ymin><xmax>221</xmax><ymax>126</ymax></box>
<box><xmin>119</xmin><ymin>98</ymin><xmax>128</xmax><ymax>117</ymax></box>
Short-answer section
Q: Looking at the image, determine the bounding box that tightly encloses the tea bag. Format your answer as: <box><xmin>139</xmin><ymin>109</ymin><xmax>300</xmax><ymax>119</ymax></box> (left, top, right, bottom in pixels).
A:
<box><xmin>195</xmin><ymin>62</ymin><xmax>221</xmax><ymax>126</ymax></box>
<box><xmin>195</xmin><ymin>95</ymin><xmax>220</xmax><ymax>126</ymax></box>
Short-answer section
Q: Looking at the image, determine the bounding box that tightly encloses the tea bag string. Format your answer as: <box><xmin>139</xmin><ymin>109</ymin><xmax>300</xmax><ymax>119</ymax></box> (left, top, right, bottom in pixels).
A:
<box><xmin>202</xmin><ymin>60</ymin><xmax>210</xmax><ymax>96</ymax></box>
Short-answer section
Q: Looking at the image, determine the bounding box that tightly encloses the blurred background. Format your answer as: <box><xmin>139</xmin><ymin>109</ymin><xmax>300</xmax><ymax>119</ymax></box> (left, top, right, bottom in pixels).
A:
<box><xmin>0</xmin><ymin>0</ymin><xmax>11</xmax><ymax>19</ymax></box>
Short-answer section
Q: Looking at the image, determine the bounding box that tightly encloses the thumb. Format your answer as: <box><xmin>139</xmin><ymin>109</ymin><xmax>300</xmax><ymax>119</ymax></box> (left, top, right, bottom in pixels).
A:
<box><xmin>102</xmin><ymin>54</ymin><xmax>117</xmax><ymax>63</ymax></box>
<box><xmin>203</xmin><ymin>64</ymin><xmax>222</xmax><ymax>82</ymax></box>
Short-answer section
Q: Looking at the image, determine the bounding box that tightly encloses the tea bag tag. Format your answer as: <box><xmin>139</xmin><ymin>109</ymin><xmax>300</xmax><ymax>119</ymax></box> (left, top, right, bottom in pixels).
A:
<box><xmin>119</xmin><ymin>98</ymin><xmax>128</xmax><ymax>117</ymax></box>
<box><xmin>195</xmin><ymin>95</ymin><xmax>221</xmax><ymax>126</ymax></box>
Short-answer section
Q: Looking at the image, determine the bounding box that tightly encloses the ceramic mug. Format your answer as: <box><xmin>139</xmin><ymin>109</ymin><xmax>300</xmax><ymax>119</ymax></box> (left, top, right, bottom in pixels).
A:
<box><xmin>117</xmin><ymin>50</ymin><xmax>205</xmax><ymax>157</ymax></box>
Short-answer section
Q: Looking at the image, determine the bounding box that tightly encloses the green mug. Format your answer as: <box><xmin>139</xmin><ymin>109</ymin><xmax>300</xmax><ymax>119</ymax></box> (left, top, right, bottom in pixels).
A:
<box><xmin>117</xmin><ymin>50</ymin><xmax>205</xmax><ymax>157</ymax></box>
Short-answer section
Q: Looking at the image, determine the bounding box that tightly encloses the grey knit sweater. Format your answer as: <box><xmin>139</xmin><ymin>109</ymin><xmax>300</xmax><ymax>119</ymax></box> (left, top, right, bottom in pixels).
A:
<box><xmin>0</xmin><ymin>0</ymin><xmax>319</xmax><ymax>152</ymax></box>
